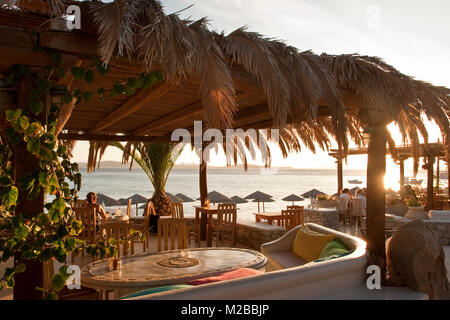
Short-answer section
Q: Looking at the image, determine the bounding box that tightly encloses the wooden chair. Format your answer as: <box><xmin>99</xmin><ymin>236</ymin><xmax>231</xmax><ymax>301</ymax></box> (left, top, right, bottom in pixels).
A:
<box><xmin>172</xmin><ymin>202</ymin><xmax>201</xmax><ymax>247</ymax></box>
<box><xmin>336</xmin><ymin>198</ymin><xmax>350</xmax><ymax>224</ymax></box>
<box><xmin>211</xmin><ymin>203</ymin><xmax>237</xmax><ymax>247</ymax></box>
<box><xmin>74</xmin><ymin>206</ymin><xmax>100</xmax><ymax>260</ymax></box>
<box><xmin>43</xmin><ymin>259</ymin><xmax>99</xmax><ymax>300</ymax></box>
<box><xmin>349</xmin><ymin>198</ymin><xmax>363</xmax><ymax>227</ymax></box>
<box><xmin>73</xmin><ymin>199</ymin><xmax>88</xmax><ymax>209</ymax></box>
<box><xmin>280</xmin><ymin>208</ymin><xmax>298</xmax><ymax>230</ymax></box>
<box><xmin>157</xmin><ymin>218</ymin><xmax>188</xmax><ymax>251</ymax></box>
<box><xmin>131</xmin><ymin>201</ymin><xmax>155</xmax><ymax>252</ymax></box>
<box><xmin>100</xmin><ymin>222</ymin><xmax>134</xmax><ymax>257</ymax></box>
<box><xmin>287</xmin><ymin>205</ymin><xmax>305</xmax><ymax>225</ymax></box>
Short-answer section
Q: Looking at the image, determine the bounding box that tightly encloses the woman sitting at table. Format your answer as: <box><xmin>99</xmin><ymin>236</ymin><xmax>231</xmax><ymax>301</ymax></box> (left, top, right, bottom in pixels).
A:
<box><xmin>85</xmin><ymin>192</ymin><xmax>108</xmax><ymax>234</ymax></box>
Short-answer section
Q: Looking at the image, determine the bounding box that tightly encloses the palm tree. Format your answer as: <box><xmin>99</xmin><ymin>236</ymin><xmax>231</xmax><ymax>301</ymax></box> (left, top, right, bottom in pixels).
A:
<box><xmin>89</xmin><ymin>141</ymin><xmax>184</xmax><ymax>216</ymax></box>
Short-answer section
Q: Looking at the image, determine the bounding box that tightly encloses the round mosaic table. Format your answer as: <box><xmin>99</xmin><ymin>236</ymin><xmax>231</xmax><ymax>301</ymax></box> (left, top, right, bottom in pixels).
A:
<box><xmin>81</xmin><ymin>247</ymin><xmax>267</xmax><ymax>299</ymax></box>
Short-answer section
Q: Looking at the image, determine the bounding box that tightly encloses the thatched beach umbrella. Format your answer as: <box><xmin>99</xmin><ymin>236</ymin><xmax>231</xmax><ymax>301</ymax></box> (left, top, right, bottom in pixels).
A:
<box><xmin>282</xmin><ymin>194</ymin><xmax>305</xmax><ymax>205</ymax></box>
<box><xmin>197</xmin><ymin>191</ymin><xmax>233</xmax><ymax>205</ymax></box>
<box><xmin>127</xmin><ymin>194</ymin><xmax>148</xmax><ymax>204</ymax></box>
<box><xmin>166</xmin><ymin>193</ymin><xmax>183</xmax><ymax>203</ymax></box>
<box><xmin>230</xmin><ymin>196</ymin><xmax>248</xmax><ymax>204</ymax></box>
<box><xmin>301</xmin><ymin>189</ymin><xmax>327</xmax><ymax>198</ymax></box>
<box><xmin>97</xmin><ymin>193</ymin><xmax>121</xmax><ymax>207</ymax></box>
<box><xmin>175</xmin><ymin>193</ymin><xmax>195</xmax><ymax>202</ymax></box>
<box><xmin>251</xmin><ymin>198</ymin><xmax>275</xmax><ymax>213</ymax></box>
<box><xmin>245</xmin><ymin>191</ymin><xmax>273</xmax><ymax>213</ymax></box>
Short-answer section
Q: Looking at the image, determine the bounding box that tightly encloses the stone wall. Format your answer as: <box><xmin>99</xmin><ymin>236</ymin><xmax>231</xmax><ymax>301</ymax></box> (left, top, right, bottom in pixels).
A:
<box><xmin>304</xmin><ymin>209</ymin><xmax>339</xmax><ymax>230</ymax></box>
<box><xmin>361</xmin><ymin>215</ymin><xmax>450</xmax><ymax>246</ymax></box>
<box><xmin>236</xmin><ymin>222</ymin><xmax>286</xmax><ymax>250</ymax></box>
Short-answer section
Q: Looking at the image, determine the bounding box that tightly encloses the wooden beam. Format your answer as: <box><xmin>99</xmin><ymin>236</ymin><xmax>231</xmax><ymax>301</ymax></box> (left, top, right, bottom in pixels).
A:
<box><xmin>366</xmin><ymin>125</ymin><xmax>387</xmax><ymax>283</ymax></box>
<box><xmin>39</xmin><ymin>31</ymin><xmax>98</xmax><ymax>58</ymax></box>
<box><xmin>89</xmin><ymin>81</ymin><xmax>178</xmax><ymax>134</ymax></box>
<box><xmin>130</xmin><ymin>100</ymin><xmax>203</xmax><ymax>136</ymax></box>
<box><xmin>58</xmin><ymin>132</ymin><xmax>168</xmax><ymax>142</ymax></box>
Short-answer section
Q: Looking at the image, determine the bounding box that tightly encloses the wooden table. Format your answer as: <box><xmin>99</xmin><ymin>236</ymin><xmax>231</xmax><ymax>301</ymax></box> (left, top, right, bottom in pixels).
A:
<box><xmin>81</xmin><ymin>247</ymin><xmax>267</xmax><ymax>299</ymax></box>
<box><xmin>194</xmin><ymin>206</ymin><xmax>218</xmax><ymax>247</ymax></box>
<box><xmin>252</xmin><ymin>212</ymin><xmax>283</xmax><ymax>226</ymax></box>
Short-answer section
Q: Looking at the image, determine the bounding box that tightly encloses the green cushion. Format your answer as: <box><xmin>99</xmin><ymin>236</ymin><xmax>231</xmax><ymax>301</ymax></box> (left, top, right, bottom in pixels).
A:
<box><xmin>120</xmin><ymin>284</ymin><xmax>193</xmax><ymax>299</ymax></box>
<box><xmin>319</xmin><ymin>238</ymin><xmax>349</xmax><ymax>259</ymax></box>
<box><xmin>313</xmin><ymin>250</ymin><xmax>354</xmax><ymax>263</ymax></box>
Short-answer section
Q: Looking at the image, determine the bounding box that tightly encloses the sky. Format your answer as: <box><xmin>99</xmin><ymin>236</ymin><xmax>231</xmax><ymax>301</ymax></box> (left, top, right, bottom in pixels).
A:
<box><xmin>72</xmin><ymin>0</ymin><xmax>450</xmax><ymax>174</ymax></box>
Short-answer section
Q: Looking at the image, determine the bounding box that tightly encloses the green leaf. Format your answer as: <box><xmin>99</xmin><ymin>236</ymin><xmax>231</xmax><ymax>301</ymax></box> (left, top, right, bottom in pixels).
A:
<box><xmin>14</xmin><ymin>224</ymin><xmax>29</xmax><ymax>239</ymax></box>
<box><xmin>25</xmin><ymin>122</ymin><xmax>44</xmax><ymax>138</ymax></box>
<box><xmin>70</xmin><ymin>66</ymin><xmax>85</xmax><ymax>80</ymax></box>
<box><xmin>38</xmin><ymin>147</ymin><xmax>54</xmax><ymax>161</ymax></box>
<box><xmin>49</xmin><ymin>173</ymin><xmax>59</xmax><ymax>188</ymax></box>
<box><xmin>45</xmin><ymin>291</ymin><xmax>59</xmax><ymax>300</ymax></box>
<box><xmin>15</xmin><ymin>262</ymin><xmax>26</xmax><ymax>274</ymax></box>
<box><xmin>27</xmin><ymin>183</ymin><xmax>41</xmax><ymax>201</ymax></box>
<box><xmin>0</xmin><ymin>175</ymin><xmax>13</xmax><ymax>186</ymax></box>
<box><xmin>18</xmin><ymin>175</ymin><xmax>35</xmax><ymax>191</ymax></box>
<box><xmin>5</xmin><ymin>109</ymin><xmax>21</xmax><ymax>122</ymax></box>
<box><xmin>2</xmin><ymin>186</ymin><xmax>18</xmax><ymax>207</ymax></box>
<box><xmin>27</xmin><ymin>138</ymin><xmax>40</xmax><ymax>155</ymax></box>
<box><xmin>38</xmin><ymin>172</ymin><xmax>48</xmax><ymax>186</ymax></box>
<box><xmin>82</xmin><ymin>91</ymin><xmax>92</xmax><ymax>102</ymax></box>
<box><xmin>29</xmin><ymin>100</ymin><xmax>44</xmax><ymax>115</ymax></box>
<box><xmin>84</xmin><ymin>69</ymin><xmax>94</xmax><ymax>83</ymax></box>
<box><xmin>19</xmin><ymin>116</ymin><xmax>29</xmax><ymax>131</ymax></box>
<box><xmin>37</xmin><ymin>78</ymin><xmax>51</xmax><ymax>93</ymax></box>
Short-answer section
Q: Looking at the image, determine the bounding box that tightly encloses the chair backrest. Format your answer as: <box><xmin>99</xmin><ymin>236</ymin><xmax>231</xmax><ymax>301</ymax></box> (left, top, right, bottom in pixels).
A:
<box><xmin>336</xmin><ymin>197</ymin><xmax>349</xmax><ymax>212</ymax></box>
<box><xmin>143</xmin><ymin>201</ymin><xmax>156</xmax><ymax>231</ymax></box>
<box><xmin>100</xmin><ymin>222</ymin><xmax>132</xmax><ymax>257</ymax></box>
<box><xmin>349</xmin><ymin>198</ymin><xmax>363</xmax><ymax>216</ymax></box>
<box><xmin>281</xmin><ymin>209</ymin><xmax>298</xmax><ymax>230</ymax></box>
<box><xmin>157</xmin><ymin>218</ymin><xmax>188</xmax><ymax>251</ymax></box>
<box><xmin>73</xmin><ymin>199</ymin><xmax>88</xmax><ymax>208</ymax></box>
<box><xmin>74</xmin><ymin>206</ymin><xmax>97</xmax><ymax>243</ymax></box>
<box><xmin>217</xmin><ymin>203</ymin><xmax>237</xmax><ymax>225</ymax></box>
<box><xmin>171</xmin><ymin>202</ymin><xmax>184</xmax><ymax>218</ymax></box>
<box><xmin>126</xmin><ymin>199</ymin><xmax>132</xmax><ymax>217</ymax></box>
<box><xmin>287</xmin><ymin>205</ymin><xmax>305</xmax><ymax>224</ymax></box>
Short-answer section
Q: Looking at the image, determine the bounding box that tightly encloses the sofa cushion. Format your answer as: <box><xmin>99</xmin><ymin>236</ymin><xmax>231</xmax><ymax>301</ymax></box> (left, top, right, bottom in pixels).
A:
<box><xmin>120</xmin><ymin>285</ymin><xmax>193</xmax><ymax>299</ymax></box>
<box><xmin>319</xmin><ymin>238</ymin><xmax>349</xmax><ymax>258</ymax></box>
<box><xmin>292</xmin><ymin>226</ymin><xmax>336</xmax><ymax>262</ymax></box>
<box><xmin>187</xmin><ymin>268</ymin><xmax>263</xmax><ymax>286</ymax></box>
<box><xmin>269</xmin><ymin>251</ymin><xmax>307</xmax><ymax>269</ymax></box>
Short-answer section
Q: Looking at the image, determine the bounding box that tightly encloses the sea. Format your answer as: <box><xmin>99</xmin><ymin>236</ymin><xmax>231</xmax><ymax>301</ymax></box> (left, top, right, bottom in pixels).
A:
<box><xmin>75</xmin><ymin>165</ymin><xmax>433</xmax><ymax>223</ymax></box>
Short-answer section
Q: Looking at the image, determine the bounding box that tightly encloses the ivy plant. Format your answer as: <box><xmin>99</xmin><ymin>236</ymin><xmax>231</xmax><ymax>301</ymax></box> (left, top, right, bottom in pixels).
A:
<box><xmin>0</xmin><ymin>48</ymin><xmax>159</xmax><ymax>299</ymax></box>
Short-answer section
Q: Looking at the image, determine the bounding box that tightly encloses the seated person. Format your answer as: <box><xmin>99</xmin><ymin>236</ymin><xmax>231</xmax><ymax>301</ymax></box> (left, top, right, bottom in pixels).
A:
<box><xmin>400</xmin><ymin>185</ymin><xmax>418</xmax><ymax>202</ymax></box>
<box><xmin>355</xmin><ymin>189</ymin><xmax>367</xmax><ymax>215</ymax></box>
<box><xmin>85</xmin><ymin>192</ymin><xmax>108</xmax><ymax>234</ymax></box>
<box><xmin>339</xmin><ymin>188</ymin><xmax>352</xmax><ymax>199</ymax></box>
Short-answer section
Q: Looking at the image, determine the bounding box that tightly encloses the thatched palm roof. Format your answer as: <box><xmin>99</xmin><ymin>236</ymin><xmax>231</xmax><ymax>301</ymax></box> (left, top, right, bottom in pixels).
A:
<box><xmin>0</xmin><ymin>0</ymin><xmax>449</xmax><ymax>169</ymax></box>
<box><xmin>282</xmin><ymin>194</ymin><xmax>305</xmax><ymax>202</ymax></box>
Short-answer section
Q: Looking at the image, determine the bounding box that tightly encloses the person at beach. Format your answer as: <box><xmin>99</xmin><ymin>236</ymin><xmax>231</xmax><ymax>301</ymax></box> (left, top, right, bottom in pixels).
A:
<box><xmin>339</xmin><ymin>188</ymin><xmax>352</xmax><ymax>199</ymax></box>
<box><xmin>85</xmin><ymin>192</ymin><xmax>108</xmax><ymax>234</ymax></box>
<box><xmin>355</xmin><ymin>189</ymin><xmax>367</xmax><ymax>215</ymax></box>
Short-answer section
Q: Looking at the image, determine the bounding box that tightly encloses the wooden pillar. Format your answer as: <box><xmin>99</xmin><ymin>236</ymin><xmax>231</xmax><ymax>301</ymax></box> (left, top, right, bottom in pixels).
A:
<box><xmin>13</xmin><ymin>76</ymin><xmax>45</xmax><ymax>300</ymax></box>
<box><xmin>426</xmin><ymin>155</ymin><xmax>435</xmax><ymax>211</ymax></box>
<box><xmin>436</xmin><ymin>157</ymin><xmax>440</xmax><ymax>190</ymax></box>
<box><xmin>365</xmin><ymin>125</ymin><xmax>387</xmax><ymax>279</ymax></box>
<box><xmin>399</xmin><ymin>159</ymin><xmax>405</xmax><ymax>192</ymax></box>
<box><xmin>199</xmin><ymin>143</ymin><xmax>208</xmax><ymax>207</ymax></box>
<box><xmin>337</xmin><ymin>157</ymin><xmax>343</xmax><ymax>194</ymax></box>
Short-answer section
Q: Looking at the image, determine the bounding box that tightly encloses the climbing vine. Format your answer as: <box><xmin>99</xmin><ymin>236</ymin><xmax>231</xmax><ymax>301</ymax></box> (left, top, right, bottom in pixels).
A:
<box><xmin>0</xmin><ymin>47</ymin><xmax>161</xmax><ymax>299</ymax></box>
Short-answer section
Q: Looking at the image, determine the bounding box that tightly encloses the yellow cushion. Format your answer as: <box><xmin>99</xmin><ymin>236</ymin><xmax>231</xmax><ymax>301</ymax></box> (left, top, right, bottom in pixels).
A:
<box><xmin>292</xmin><ymin>226</ymin><xmax>336</xmax><ymax>262</ymax></box>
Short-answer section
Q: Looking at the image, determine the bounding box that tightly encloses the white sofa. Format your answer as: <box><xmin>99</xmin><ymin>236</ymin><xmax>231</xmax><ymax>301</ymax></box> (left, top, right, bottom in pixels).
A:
<box><xmin>129</xmin><ymin>223</ymin><xmax>427</xmax><ymax>300</ymax></box>
<box><xmin>429</xmin><ymin>210</ymin><xmax>450</xmax><ymax>221</ymax></box>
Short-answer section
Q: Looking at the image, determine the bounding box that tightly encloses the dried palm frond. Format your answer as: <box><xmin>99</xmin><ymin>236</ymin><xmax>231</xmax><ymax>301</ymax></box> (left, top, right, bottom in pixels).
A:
<box><xmin>188</xmin><ymin>19</ymin><xmax>237</xmax><ymax>129</ymax></box>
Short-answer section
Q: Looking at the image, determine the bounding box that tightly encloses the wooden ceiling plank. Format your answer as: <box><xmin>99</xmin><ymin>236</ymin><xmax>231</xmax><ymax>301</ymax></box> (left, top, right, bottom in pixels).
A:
<box><xmin>89</xmin><ymin>81</ymin><xmax>178</xmax><ymax>134</ymax></box>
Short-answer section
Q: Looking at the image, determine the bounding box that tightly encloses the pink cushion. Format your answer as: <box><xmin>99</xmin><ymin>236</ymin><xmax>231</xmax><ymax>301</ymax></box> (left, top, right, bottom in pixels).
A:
<box><xmin>186</xmin><ymin>268</ymin><xmax>263</xmax><ymax>286</ymax></box>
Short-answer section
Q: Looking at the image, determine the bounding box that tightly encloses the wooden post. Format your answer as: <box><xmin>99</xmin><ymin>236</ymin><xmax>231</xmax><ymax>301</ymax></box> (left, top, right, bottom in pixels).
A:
<box><xmin>436</xmin><ymin>157</ymin><xmax>440</xmax><ymax>190</ymax></box>
<box><xmin>426</xmin><ymin>155</ymin><xmax>435</xmax><ymax>211</ymax></box>
<box><xmin>13</xmin><ymin>76</ymin><xmax>45</xmax><ymax>300</ymax></box>
<box><xmin>399</xmin><ymin>159</ymin><xmax>405</xmax><ymax>192</ymax></box>
<box><xmin>199</xmin><ymin>143</ymin><xmax>208</xmax><ymax>207</ymax></box>
<box><xmin>365</xmin><ymin>125</ymin><xmax>387</xmax><ymax>280</ymax></box>
<box><xmin>337</xmin><ymin>157</ymin><xmax>343</xmax><ymax>194</ymax></box>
